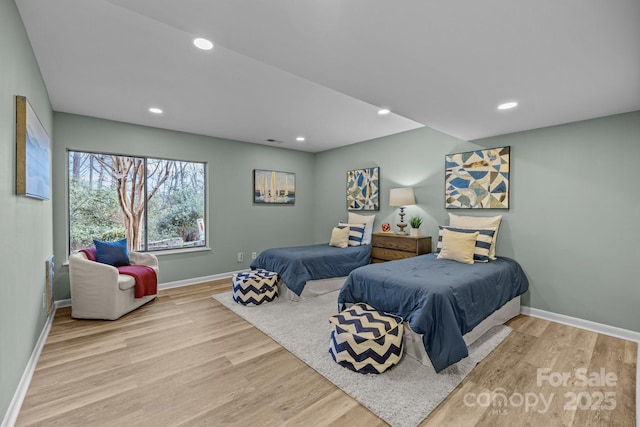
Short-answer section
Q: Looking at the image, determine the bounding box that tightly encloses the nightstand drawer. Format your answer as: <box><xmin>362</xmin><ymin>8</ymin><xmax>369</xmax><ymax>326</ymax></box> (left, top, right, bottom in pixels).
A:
<box><xmin>370</xmin><ymin>233</ymin><xmax>432</xmax><ymax>263</ymax></box>
<box><xmin>371</xmin><ymin>247</ymin><xmax>416</xmax><ymax>261</ymax></box>
<box><xmin>372</xmin><ymin>235</ymin><xmax>418</xmax><ymax>252</ymax></box>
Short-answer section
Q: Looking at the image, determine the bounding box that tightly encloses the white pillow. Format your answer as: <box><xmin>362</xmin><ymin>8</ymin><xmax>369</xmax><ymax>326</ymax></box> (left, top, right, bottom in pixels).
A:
<box><xmin>329</xmin><ymin>226</ymin><xmax>350</xmax><ymax>248</ymax></box>
<box><xmin>448</xmin><ymin>213</ymin><xmax>502</xmax><ymax>259</ymax></box>
<box><xmin>348</xmin><ymin>212</ymin><xmax>375</xmax><ymax>245</ymax></box>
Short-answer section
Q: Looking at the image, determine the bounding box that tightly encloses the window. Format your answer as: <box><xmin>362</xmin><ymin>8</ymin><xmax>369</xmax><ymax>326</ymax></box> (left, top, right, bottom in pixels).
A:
<box><xmin>68</xmin><ymin>150</ymin><xmax>206</xmax><ymax>253</ymax></box>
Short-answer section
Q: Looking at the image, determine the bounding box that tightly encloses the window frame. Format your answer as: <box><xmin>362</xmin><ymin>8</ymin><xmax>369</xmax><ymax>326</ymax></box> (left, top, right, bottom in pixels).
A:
<box><xmin>65</xmin><ymin>148</ymin><xmax>208</xmax><ymax>256</ymax></box>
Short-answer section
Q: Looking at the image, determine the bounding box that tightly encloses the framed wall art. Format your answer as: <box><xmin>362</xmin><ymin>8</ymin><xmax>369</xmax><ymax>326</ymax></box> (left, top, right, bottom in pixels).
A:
<box><xmin>253</xmin><ymin>169</ymin><xmax>295</xmax><ymax>204</ymax></box>
<box><xmin>347</xmin><ymin>167</ymin><xmax>379</xmax><ymax>211</ymax></box>
<box><xmin>445</xmin><ymin>146</ymin><xmax>510</xmax><ymax>209</ymax></box>
<box><xmin>16</xmin><ymin>95</ymin><xmax>51</xmax><ymax>200</ymax></box>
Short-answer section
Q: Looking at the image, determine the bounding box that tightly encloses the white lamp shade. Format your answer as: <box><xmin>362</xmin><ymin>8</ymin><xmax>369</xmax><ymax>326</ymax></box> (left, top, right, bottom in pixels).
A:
<box><xmin>389</xmin><ymin>187</ymin><xmax>416</xmax><ymax>207</ymax></box>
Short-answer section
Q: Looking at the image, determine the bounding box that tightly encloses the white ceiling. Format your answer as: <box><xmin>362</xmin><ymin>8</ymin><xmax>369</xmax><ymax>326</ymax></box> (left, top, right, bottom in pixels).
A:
<box><xmin>16</xmin><ymin>0</ymin><xmax>640</xmax><ymax>153</ymax></box>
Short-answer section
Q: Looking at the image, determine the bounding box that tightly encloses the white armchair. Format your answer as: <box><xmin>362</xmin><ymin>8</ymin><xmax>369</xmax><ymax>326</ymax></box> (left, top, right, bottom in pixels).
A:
<box><xmin>69</xmin><ymin>251</ymin><xmax>159</xmax><ymax>320</ymax></box>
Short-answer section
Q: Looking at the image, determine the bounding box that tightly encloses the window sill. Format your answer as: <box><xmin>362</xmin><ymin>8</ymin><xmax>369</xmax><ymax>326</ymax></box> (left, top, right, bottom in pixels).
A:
<box><xmin>62</xmin><ymin>246</ymin><xmax>212</xmax><ymax>266</ymax></box>
<box><xmin>151</xmin><ymin>247</ymin><xmax>212</xmax><ymax>257</ymax></box>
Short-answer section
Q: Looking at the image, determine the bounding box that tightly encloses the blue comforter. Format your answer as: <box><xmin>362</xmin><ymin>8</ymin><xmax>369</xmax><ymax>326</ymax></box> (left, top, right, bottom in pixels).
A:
<box><xmin>250</xmin><ymin>243</ymin><xmax>371</xmax><ymax>296</ymax></box>
<box><xmin>337</xmin><ymin>253</ymin><xmax>529</xmax><ymax>372</ymax></box>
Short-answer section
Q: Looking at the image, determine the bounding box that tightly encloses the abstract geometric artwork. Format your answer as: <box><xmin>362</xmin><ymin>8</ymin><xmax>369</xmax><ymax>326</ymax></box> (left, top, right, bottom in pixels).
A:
<box><xmin>347</xmin><ymin>167</ymin><xmax>379</xmax><ymax>211</ymax></box>
<box><xmin>445</xmin><ymin>147</ymin><xmax>510</xmax><ymax>209</ymax></box>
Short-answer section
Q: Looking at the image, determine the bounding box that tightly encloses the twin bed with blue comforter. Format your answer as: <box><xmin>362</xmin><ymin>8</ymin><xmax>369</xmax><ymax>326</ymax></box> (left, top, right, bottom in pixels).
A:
<box><xmin>337</xmin><ymin>253</ymin><xmax>529</xmax><ymax>372</ymax></box>
<box><xmin>250</xmin><ymin>243</ymin><xmax>371</xmax><ymax>297</ymax></box>
<box><xmin>250</xmin><ymin>236</ymin><xmax>528</xmax><ymax>373</ymax></box>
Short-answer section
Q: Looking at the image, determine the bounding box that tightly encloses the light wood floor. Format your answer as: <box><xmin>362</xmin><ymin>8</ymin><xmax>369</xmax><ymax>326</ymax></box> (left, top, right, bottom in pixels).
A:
<box><xmin>15</xmin><ymin>280</ymin><xmax>636</xmax><ymax>427</ymax></box>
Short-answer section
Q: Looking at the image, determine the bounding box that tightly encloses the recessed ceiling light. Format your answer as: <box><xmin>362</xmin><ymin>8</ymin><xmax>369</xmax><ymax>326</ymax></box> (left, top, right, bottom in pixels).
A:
<box><xmin>378</xmin><ymin>108</ymin><xmax>391</xmax><ymax>115</ymax></box>
<box><xmin>149</xmin><ymin>107</ymin><xmax>163</xmax><ymax>114</ymax></box>
<box><xmin>193</xmin><ymin>37</ymin><xmax>214</xmax><ymax>50</ymax></box>
<box><xmin>497</xmin><ymin>101</ymin><xmax>518</xmax><ymax>110</ymax></box>
<box><xmin>296</xmin><ymin>136</ymin><xmax>305</xmax><ymax>142</ymax></box>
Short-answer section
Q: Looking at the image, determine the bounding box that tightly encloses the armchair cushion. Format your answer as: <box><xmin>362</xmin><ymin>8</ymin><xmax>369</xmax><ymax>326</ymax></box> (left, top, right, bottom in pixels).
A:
<box><xmin>118</xmin><ymin>274</ymin><xmax>136</xmax><ymax>291</ymax></box>
<box><xmin>94</xmin><ymin>238</ymin><xmax>130</xmax><ymax>267</ymax></box>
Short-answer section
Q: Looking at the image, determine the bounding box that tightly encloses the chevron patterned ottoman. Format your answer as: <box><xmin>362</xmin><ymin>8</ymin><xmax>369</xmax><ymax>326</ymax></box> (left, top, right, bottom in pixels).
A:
<box><xmin>232</xmin><ymin>269</ymin><xmax>278</xmax><ymax>306</ymax></box>
<box><xmin>328</xmin><ymin>303</ymin><xmax>404</xmax><ymax>374</ymax></box>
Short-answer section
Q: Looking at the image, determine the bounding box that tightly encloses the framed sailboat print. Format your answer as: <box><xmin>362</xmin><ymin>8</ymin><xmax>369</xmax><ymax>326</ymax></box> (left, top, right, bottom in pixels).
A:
<box><xmin>253</xmin><ymin>169</ymin><xmax>295</xmax><ymax>205</ymax></box>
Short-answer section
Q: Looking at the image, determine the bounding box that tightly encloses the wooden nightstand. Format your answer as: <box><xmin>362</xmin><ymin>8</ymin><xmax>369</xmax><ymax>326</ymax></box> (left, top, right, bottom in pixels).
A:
<box><xmin>371</xmin><ymin>233</ymin><xmax>432</xmax><ymax>263</ymax></box>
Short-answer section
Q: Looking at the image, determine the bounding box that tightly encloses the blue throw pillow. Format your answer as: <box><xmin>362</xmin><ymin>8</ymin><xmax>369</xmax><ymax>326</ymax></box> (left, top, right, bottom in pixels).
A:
<box><xmin>94</xmin><ymin>238</ymin><xmax>130</xmax><ymax>267</ymax></box>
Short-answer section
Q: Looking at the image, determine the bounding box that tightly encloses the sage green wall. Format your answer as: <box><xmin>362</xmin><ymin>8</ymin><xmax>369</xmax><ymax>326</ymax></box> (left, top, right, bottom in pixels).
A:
<box><xmin>52</xmin><ymin>113</ymin><xmax>315</xmax><ymax>299</ymax></box>
<box><xmin>474</xmin><ymin>111</ymin><xmax>639</xmax><ymax>332</ymax></box>
<box><xmin>0</xmin><ymin>0</ymin><xmax>54</xmax><ymax>420</ymax></box>
<box><xmin>313</xmin><ymin>126</ymin><xmax>462</xmax><ymax>240</ymax></box>
<box><xmin>314</xmin><ymin>112</ymin><xmax>640</xmax><ymax>332</ymax></box>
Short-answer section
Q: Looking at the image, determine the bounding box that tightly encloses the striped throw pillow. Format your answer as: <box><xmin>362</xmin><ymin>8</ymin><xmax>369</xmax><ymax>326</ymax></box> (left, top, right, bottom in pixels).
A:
<box><xmin>436</xmin><ymin>226</ymin><xmax>496</xmax><ymax>262</ymax></box>
<box><xmin>338</xmin><ymin>222</ymin><xmax>366</xmax><ymax>246</ymax></box>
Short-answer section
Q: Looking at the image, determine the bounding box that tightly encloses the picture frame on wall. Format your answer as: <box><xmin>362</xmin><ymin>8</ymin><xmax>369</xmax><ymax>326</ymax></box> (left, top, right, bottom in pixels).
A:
<box><xmin>16</xmin><ymin>95</ymin><xmax>51</xmax><ymax>200</ymax></box>
<box><xmin>445</xmin><ymin>146</ymin><xmax>510</xmax><ymax>209</ymax></box>
<box><xmin>253</xmin><ymin>169</ymin><xmax>295</xmax><ymax>204</ymax></box>
<box><xmin>346</xmin><ymin>166</ymin><xmax>380</xmax><ymax>211</ymax></box>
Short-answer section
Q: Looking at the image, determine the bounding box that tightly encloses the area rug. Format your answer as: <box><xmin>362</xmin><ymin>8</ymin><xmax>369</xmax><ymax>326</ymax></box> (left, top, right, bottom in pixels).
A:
<box><xmin>213</xmin><ymin>290</ymin><xmax>511</xmax><ymax>427</ymax></box>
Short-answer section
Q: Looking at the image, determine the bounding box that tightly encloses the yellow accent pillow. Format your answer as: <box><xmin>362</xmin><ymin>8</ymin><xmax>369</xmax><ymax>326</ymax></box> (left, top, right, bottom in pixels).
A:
<box><xmin>436</xmin><ymin>228</ymin><xmax>479</xmax><ymax>264</ymax></box>
<box><xmin>329</xmin><ymin>226</ymin><xmax>350</xmax><ymax>248</ymax></box>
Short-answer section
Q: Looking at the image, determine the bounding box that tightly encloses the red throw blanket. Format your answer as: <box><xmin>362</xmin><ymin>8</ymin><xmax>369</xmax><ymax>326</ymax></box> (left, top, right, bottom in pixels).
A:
<box><xmin>80</xmin><ymin>248</ymin><xmax>157</xmax><ymax>298</ymax></box>
<box><xmin>81</xmin><ymin>248</ymin><xmax>97</xmax><ymax>261</ymax></box>
<box><xmin>117</xmin><ymin>265</ymin><xmax>158</xmax><ymax>298</ymax></box>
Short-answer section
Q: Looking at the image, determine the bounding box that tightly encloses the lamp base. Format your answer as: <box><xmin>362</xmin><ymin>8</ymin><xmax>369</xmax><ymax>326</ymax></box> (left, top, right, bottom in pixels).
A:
<box><xmin>396</xmin><ymin>223</ymin><xmax>408</xmax><ymax>235</ymax></box>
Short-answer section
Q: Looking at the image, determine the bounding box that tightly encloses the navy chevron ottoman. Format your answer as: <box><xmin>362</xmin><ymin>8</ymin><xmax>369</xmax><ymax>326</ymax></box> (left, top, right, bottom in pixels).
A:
<box><xmin>232</xmin><ymin>269</ymin><xmax>278</xmax><ymax>306</ymax></box>
<box><xmin>329</xmin><ymin>303</ymin><xmax>404</xmax><ymax>374</ymax></box>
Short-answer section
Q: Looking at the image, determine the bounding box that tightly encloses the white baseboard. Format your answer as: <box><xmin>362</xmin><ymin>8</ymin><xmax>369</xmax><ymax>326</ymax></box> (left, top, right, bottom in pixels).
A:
<box><xmin>520</xmin><ymin>306</ymin><xmax>640</xmax><ymax>343</ymax></box>
<box><xmin>158</xmin><ymin>269</ymin><xmax>247</xmax><ymax>291</ymax></box>
<box><xmin>56</xmin><ymin>298</ymin><xmax>71</xmax><ymax>308</ymax></box>
<box><xmin>1</xmin><ymin>309</ymin><xmax>56</xmax><ymax>427</ymax></box>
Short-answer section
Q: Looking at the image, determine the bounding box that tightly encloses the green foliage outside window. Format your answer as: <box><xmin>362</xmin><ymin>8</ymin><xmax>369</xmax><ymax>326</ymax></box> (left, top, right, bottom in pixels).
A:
<box><xmin>68</xmin><ymin>150</ymin><xmax>206</xmax><ymax>253</ymax></box>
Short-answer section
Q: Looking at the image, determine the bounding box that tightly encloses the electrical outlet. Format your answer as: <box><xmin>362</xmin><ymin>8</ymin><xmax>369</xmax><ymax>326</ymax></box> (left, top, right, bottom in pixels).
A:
<box><xmin>42</xmin><ymin>292</ymin><xmax>46</xmax><ymax>309</ymax></box>
<box><xmin>237</xmin><ymin>252</ymin><xmax>244</xmax><ymax>262</ymax></box>
<box><xmin>251</xmin><ymin>252</ymin><xmax>257</xmax><ymax>260</ymax></box>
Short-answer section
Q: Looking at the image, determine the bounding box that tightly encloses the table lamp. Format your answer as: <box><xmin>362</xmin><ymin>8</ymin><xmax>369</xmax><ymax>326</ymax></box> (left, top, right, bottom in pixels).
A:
<box><xmin>389</xmin><ymin>187</ymin><xmax>415</xmax><ymax>235</ymax></box>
